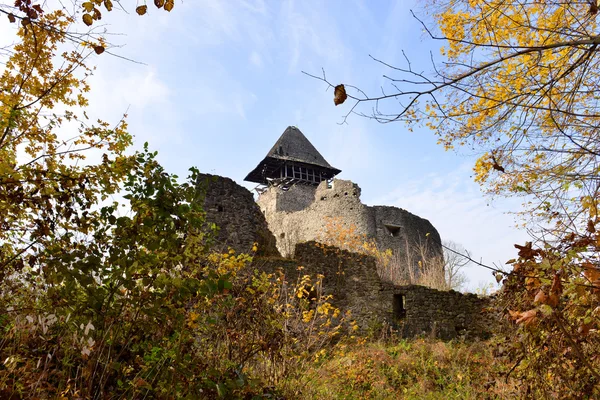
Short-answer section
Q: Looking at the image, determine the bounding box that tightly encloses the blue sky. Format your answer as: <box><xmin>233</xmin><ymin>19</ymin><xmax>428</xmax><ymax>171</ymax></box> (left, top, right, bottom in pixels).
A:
<box><xmin>1</xmin><ymin>0</ymin><xmax>529</xmax><ymax>290</ymax></box>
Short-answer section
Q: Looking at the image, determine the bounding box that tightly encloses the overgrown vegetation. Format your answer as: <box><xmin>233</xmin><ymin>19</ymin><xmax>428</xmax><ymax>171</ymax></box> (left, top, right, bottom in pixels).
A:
<box><xmin>2</xmin><ymin>0</ymin><xmax>599</xmax><ymax>398</ymax></box>
<box><xmin>283</xmin><ymin>338</ymin><xmax>516</xmax><ymax>399</ymax></box>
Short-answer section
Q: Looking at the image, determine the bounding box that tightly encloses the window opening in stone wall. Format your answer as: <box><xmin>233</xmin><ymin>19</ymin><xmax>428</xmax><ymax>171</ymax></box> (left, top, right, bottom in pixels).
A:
<box><xmin>384</xmin><ymin>225</ymin><xmax>401</xmax><ymax>237</ymax></box>
<box><xmin>393</xmin><ymin>294</ymin><xmax>406</xmax><ymax>319</ymax></box>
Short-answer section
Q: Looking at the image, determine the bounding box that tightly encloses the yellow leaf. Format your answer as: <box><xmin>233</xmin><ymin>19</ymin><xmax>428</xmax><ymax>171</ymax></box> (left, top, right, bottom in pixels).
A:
<box><xmin>164</xmin><ymin>0</ymin><xmax>174</xmax><ymax>12</ymax></box>
<box><xmin>82</xmin><ymin>2</ymin><xmax>94</xmax><ymax>12</ymax></box>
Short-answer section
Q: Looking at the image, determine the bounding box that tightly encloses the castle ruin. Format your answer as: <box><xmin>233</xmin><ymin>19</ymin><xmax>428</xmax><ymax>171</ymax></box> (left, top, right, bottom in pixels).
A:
<box><xmin>245</xmin><ymin>126</ymin><xmax>442</xmax><ymax>270</ymax></box>
<box><xmin>196</xmin><ymin>126</ymin><xmax>491</xmax><ymax>339</ymax></box>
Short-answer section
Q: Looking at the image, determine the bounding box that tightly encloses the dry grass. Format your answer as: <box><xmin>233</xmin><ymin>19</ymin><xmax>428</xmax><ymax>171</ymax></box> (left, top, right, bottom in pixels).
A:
<box><xmin>281</xmin><ymin>338</ymin><xmax>517</xmax><ymax>399</ymax></box>
<box><xmin>378</xmin><ymin>238</ymin><xmax>449</xmax><ymax>291</ymax></box>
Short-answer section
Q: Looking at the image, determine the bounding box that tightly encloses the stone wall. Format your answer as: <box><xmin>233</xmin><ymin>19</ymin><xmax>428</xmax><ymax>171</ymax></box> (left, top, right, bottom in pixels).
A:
<box><xmin>254</xmin><ymin>242</ymin><xmax>492</xmax><ymax>339</ymax></box>
<box><xmin>393</xmin><ymin>285</ymin><xmax>492</xmax><ymax>340</ymax></box>
<box><xmin>196</xmin><ymin>174</ymin><xmax>279</xmax><ymax>257</ymax></box>
<box><xmin>257</xmin><ymin>178</ymin><xmax>442</xmax><ymax>277</ymax></box>
<box><xmin>254</xmin><ymin>241</ymin><xmax>393</xmax><ymax>331</ymax></box>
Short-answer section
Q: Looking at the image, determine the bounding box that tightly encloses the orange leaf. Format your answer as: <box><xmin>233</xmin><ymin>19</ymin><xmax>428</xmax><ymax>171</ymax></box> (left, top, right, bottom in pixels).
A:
<box><xmin>164</xmin><ymin>0</ymin><xmax>174</xmax><ymax>11</ymax></box>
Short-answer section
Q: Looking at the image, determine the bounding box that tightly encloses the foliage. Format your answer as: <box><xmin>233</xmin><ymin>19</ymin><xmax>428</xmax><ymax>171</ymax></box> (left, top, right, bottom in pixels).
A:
<box><xmin>0</xmin><ymin>147</ymin><xmax>351</xmax><ymax>398</ymax></box>
<box><xmin>0</xmin><ymin>3</ymin><xmax>349</xmax><ymax>398</ymax></box>
<box><xmin>495</xmin><ymin>226</ymin><xmax>600</xmax><ymax>398</ymax></box>
<box><xmin>0</xmin><ymin>8</ymin><xmax>132</xmax><ymax>288</ymax></box>
<box><xmin>1</xmin><ymin>0</ymin><xmax>175</xmax><ymax>35</ymax></box>
<box><xmin>309</xmin><ymin>1</ymin><xmax>600</xmax><ymax>396</ymax></box>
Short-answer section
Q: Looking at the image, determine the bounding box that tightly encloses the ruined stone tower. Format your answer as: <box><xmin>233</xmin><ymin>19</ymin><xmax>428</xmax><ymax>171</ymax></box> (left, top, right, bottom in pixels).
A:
<box><xmin>245</xmin><ymin>126</ymin><xmax>443</xmax><ymax>274</ymax></box>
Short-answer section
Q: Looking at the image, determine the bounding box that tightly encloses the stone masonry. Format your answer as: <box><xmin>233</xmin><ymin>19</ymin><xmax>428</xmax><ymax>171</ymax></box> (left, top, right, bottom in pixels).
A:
<box><xmin>393</xmin><ymin>285</ymin><xmax>492</xmax><ymax>340</ymax></box>
<box><xmin>196</xmin><ymin>173</ymin><xmax>279</xmax><ymax>257</ymax></box>
<box><xmin>254</xmin><ymin>242</ymin><xmax>492</xmax><ymax>339</ymax></box>
<box><xmin>257</xmin><ymin>178</ymin><xmax>442</xmax><ymax>273</ymax></box>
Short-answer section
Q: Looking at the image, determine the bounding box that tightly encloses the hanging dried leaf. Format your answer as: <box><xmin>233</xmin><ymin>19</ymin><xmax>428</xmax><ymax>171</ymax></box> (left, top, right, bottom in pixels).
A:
<box><xmin>8</xmin><ymin>13</ymin><xmax>16</xmax><ymax>23</ymax></box>
<box><xmin>94</xmin><ymin>45</ymin><xmax>105</xmax><ymax>55</ymax></box>
<box><xmin>82</xmin><ymin>13</ymin><xmax>93</xmax><ymax>26</ymax></box>
<box><xmin>333</xmin><ymin>84</ymin><xmax>347</xmax><ymax>106</ymax></box>
<box><xmin>514</xmin><ymin>242</ymin><xmax>539</xmax><ymax>260</ymax></box>
<box><xmin>590</xmin><ymin>0</ymin><xmax>599</xmax><ymax>15</ymax></box>
<box><xmin>164</xmin><ymin>0</ymin><xmax>174</xmax><ymax>12</ymax></box>
<box><xmin>104</xmin><ymin>0</ymin><xmax>113</xmax><ymax>11</ymax></box>
<box><xmin>154</xmin><ymin>0</ymin><xmax>165</xmax><ymax>8</ymax></box>
<box><xmin>495</xmin><ymin>273</ymin><xmax>503</xmax><ymax>283</ymax></box>
<box><xmin>136</xmin><ymin>5</ymin><xmax>148</xmax><ymax>15</ymax></box>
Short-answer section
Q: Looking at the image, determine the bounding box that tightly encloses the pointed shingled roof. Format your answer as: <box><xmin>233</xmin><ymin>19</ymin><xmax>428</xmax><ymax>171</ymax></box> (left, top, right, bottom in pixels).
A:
<box><xmin>266</xmin><ymin>126</ymin><xmax>334</xmax><ymax>168</ymax></box>
<box><xmin>244</xmin><ymin>126</ymin><xmax>341</xmax><ymax>185</ymax></box>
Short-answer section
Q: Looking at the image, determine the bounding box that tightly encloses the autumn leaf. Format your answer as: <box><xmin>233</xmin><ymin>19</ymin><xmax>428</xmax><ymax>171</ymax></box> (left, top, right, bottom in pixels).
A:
<box><xmin>154</xmin><ymin>0</ymin><xmax>165</xmax><ymax>8</ymax></box>
<box><xmin>588</xmin><ymin>219</ymin><xmax>596</xmax><ymax>233</ymax></box>
<box><xmin>104</xmin><ymin>0</ymin><xmax>113</xmax><ymax>11</ymax></box>
<box><xmin>334</xmin><ymin>84</ymin><xmax>347</xmax><ymax>106</ymax></box>
<box><xmin>8</xmin><ymin>13</ymin><xmax>16</xmax><ymax>23</ymax></box>
<box><xmin>82</xmin><ymin>2</ymin><xmax>94</xmax><ymax>12</ymax></box>
<box><xmin>550</xmin><ymin>273</ymin><xmax>563</xmax><ymax>296</ymax></box>
<box><xmin>514</xmin><ymin>242</ymin><xmax>539</xmax><ymax>260</ymax></box>
<box><xmin>92</xmin><ymin>8</ymin><xmax>102</xmax><ymax>20</ymax></box>
<box><xmin>94</xmin><ymin>45</ymin><xmax>105</xmax><ymax>55</ymax></box>
<box><xmin>82</xmin><ymin>13</ymin><xmax>93</xmax><ymax>26</ymax></box>
<box><xmin>534</xmin><ymin>290</ymin><xmax>548</xmax><ymax>305</ymax></box>
<box><xmin>136</xmin><ymin>5</ymin><xmax>148</xmax><ymax>15</ymax></box>
<box><xmin>164</xmin><ymin>0</ymin><xmax>174</xmax><ymax>12</ymax></box>
<box><xmin>510</xmin><ymin>309</ymin><xmax>539</xmax><ymax>326</ymax></box>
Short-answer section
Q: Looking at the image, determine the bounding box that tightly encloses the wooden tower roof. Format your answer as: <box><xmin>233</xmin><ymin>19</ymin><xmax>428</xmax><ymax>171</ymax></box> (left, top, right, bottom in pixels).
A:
<box><xmin>245</xmin><ymin>126</ymin><xmax>341</xmax><ymax>185</ymax></box>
